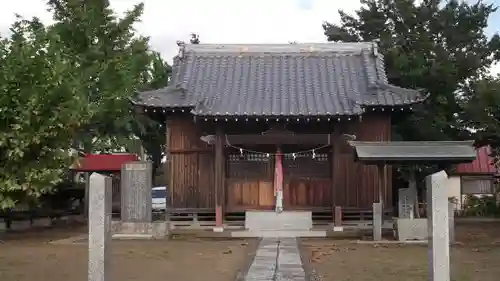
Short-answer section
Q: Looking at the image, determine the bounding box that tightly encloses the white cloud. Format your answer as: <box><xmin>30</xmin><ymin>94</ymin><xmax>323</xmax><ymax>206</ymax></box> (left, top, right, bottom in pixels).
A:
<box><xmin>0</xmin><ymin>0</ymin><xmax>358</xmax><ymax>62</ymax></box>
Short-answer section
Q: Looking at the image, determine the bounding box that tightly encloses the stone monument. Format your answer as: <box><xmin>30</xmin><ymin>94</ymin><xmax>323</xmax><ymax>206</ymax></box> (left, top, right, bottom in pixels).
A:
<box><xmin>112</xmin><ymin>161</ymin><xmax>169</xmax><ymax>239</ymax></box>
<box><xmin>398</xmin><ymin>188</ymin><xmax>415</xmax><ymax>219</ymax></box>
<box><xmin>372</xmin><ymin>202</ymin><xmax>382</xmax><ymax>241</ymax></box>
<box><xmin>426</xmin><ymin>170</ymin><xmax>450</xmax><ymax>281</ymax></box>
<box><xmin>448</xmin><ymin>201</ymin><xmax>455</xmax><ymax>243</ymax></box>
<box><xmin>120</xmin><ymin>161</ymin><xmax>153</xmax><ymax>222</ymax></box>
<box><xmin>396</xmin><ymin>173</ymin><xmax>455</xmax><ymax>242</ymax></box>
<box><xmin>88</xmin><ymin>173</ymin><xmax>112</xmax><ymax>281</ymax></box>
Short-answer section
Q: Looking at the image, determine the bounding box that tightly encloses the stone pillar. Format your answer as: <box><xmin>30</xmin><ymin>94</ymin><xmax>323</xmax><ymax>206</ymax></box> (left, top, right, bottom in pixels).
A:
<box><xmin>88</xmin><ymin>173</ymin><xmax>112</xmax><ymax>281</ymax></box>
<box><xmin>120</xmin><ymin>161</ymin><xmax>153</xmax><ymax>222</ymax></box>
<box><xmin>373</xmin><ymin>202</ymin><xmax>382</xmax><ymax>241</ymax></box>
<box><xmin>398</xmin><ymin>188</ymin><xmax>414</xmax><ymax>219</ymax></box>
<box><xmin>448</xmin><ymin>201</ymin><xmax>455</xmax><ymax>243</ymax></box>
<box><xmin>333</xmin><ymin>206</ymin><xmax>343</xmax><ymax>231</ymax></box>
<box><xmin>426</xmin><ymin>171</ymin><xmax>450</xmax><ymax>281</ymax></box>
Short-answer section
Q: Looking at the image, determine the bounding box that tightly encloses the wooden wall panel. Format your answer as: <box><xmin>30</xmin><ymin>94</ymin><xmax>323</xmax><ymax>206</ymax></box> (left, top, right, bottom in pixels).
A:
<box><xmin>226</xmin><ymin>180</ymin><xmax>274</xmax><ymax>210</ymax></box>
<box><xmin>283</xmin><ymin>179</ymin><xmax>332</xmax><ymax>209</ymax></box>
<box><xmin>166</xmin><ymin>117</ymin><xmax>214</xmax><ymax>209</ymax></box>
<box><xmin>167</xmin><ymin>118</ymin><xmax>210</xmax><ymax>151</ymax></box>
<box><xmin>332</xmin><ymin>113</ymin><xmax>392</xmax><ymax>209</ymax></box>
<box><xmin>166</xmin><ymin>113</ymin><xmax>392</xmax><ymax>211</ymax></box>
<box><xmin>332</xmin><ymin>154</ymin><xmax>359</xmax><ymax>207</ymax></box>
<box><xmin>227</xmin><ymin>153</ymin><xmax>273</xmax><ymax>179</ymax></box>
<box><xmin>357</xmin><ymin>114</ymin><xmax>393</xmax><ymax>208</ymax></box>
<box><xmin>198</xmin><ymin>152</ymin><xmax>215</xmax><ymax>208</ymax></box>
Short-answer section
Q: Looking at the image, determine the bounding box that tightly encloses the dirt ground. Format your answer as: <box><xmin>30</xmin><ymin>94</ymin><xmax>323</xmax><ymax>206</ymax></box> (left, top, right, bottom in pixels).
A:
<box><xmin>301</xmin><ymin>221</ymin><xmax>500</xmax><ymax>281</ymax></box>
<box><xmin>0</xmin><ymin>226</ymin><xmax>258</xmax><ymax>281</ymax></box>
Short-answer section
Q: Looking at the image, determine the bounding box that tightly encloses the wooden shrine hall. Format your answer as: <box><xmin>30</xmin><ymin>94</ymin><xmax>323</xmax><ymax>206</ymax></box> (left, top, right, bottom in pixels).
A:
<box><xmin>132</xmin><ymin>42</ymin><xmax>429</xmax><ymax>224</ymax></box>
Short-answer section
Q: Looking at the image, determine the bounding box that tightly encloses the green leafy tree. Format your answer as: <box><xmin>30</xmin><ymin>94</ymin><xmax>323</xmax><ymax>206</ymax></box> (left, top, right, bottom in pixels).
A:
<box><xmin>0</xmin><ymin>18</ymin><xmax>89</xmax><ymax>209</ymax></box>
<box><xmin>46</xmin><ymin>0</ymin><xmax>176</xmax><ymax>180</ymax></box>
<box><xmin>0</xmin><ymin>1</ymin><xmax>173</xmax><ymax>207</ymax></box>
<box><xmin>47</xmin><ymin>0</ymin><xmax>155</xmax><ymax>153</ymax></box>
<box><xmin>134</xmin><ymin>52</ymin><xmax>171</xmax><ymax>176</ymax></box>
<box><xmin>323</xmin><ymin>0</ymin><xmax>500</xmax><ymax>185</ymax></box>
<box><xmin>461</xmin><ymin>77</ymin><xmax>500</xmax><ymax>160</ymax></box>
<box><xmin>323</xmin><ymin>0</ymin><xmax>500</xmax><ymax>143</ymax></box>
<box><xmin>47</xmin><ymin>0</ymin><xmax>175</xmax><ymax>175</ymax></box>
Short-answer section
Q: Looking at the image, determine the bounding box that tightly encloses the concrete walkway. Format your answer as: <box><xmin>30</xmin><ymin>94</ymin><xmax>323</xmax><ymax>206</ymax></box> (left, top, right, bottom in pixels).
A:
<box><xmin>245</xmin><ymin>238</ymin><xmax>306</xmax><ymax>281</ymax></box>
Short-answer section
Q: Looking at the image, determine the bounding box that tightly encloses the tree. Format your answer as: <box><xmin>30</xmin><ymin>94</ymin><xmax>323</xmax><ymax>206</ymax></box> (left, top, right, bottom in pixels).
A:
<box><xmin>47</xmin><ymin>0</ymin><xmax>174</xmax><ymax>177</ymax></box>
<box><xmin>0</xmin><ymin>18</ymin><xmax>89</xmax><ymax>209</ymax></box>
<box><xmin>0</xmin><ymin>1</ymin><xmax>173</xmax><ymax>208</ymax></box>
<box><xmin>323</xmin><ymin>0</ymin><xmax>500</xmax><ymax>143</ymax></box>
<box><xmin>47</xmin><ymin>0</ymin><xmax>157</xmax><ymax>154</ymax></box>
<box><xmin>461</xmin><ymin>77</ymin><xmax>500</xmax><ymax>160</ymax></box>
<box><xmin>134</xmin><ymin>52</ymin><xmax>171</xmax><ymax>176</ymax></box>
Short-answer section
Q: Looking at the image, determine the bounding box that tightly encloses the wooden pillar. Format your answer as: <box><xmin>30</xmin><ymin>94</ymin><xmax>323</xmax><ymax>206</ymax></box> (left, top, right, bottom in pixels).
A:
<box><xmin>331</xmin><ymin>131</ymin><xmax>341</xmax><ymax>218</ymax></box>
<box><xmin>334</xmin><ymin>206</ymin><xmax>342</xmax><ymax>226</ymax></box>
<box><xmin>377</xmin><ymin>164</ymin><xmax>384</xmax><ymax>204</ymax></box>
<box><xmin>165</xmin><ymin>118</ymin><xmax>172</xmax><ymax>221</ymax></box>
<box><xmin>214</xmin><ymin>126</ymin><xmax>225</xmax><ymax>227</ymax></box>
<box><xmin>384</xmin><ymin>164</ymin><xmax>389</xmax><ymax>206</ymax></box>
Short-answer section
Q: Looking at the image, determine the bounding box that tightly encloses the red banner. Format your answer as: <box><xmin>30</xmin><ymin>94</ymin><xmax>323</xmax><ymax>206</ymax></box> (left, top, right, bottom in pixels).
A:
<box><xmin>274</xmin><ymin>152</ymin><xmax>283</xmax><ymax>195</ymax></box>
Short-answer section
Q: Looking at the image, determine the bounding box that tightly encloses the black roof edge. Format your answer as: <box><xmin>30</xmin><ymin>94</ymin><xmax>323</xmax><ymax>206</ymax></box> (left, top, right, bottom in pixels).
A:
<box><xmin>192</xmin><ymin>113</ymin><xmax>362</xmax><ymax>119</ymax></box>
<box><xmin>360</xmin><ymin>103</ymin><xmax>422</xmax><ymax>110</ymax></box>
<box><xmin>130</xmin><ymin>102</ymin><xmax>194</xmax><ymax>112</ymax></box>
<box><xmin>348</xmin><ymin>140</ymin><xmax>476</xmax><ymax>146</ymax></box>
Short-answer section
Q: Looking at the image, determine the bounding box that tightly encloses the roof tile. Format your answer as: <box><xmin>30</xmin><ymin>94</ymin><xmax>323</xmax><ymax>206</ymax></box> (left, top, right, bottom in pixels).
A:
<box><xmin>134</xmin><ymin>43</ymin><xmax>426</xmax><ymax>116</ymax></box>
<box><xmin>349</xmin><ymin>141</ymin><xmax>476</xmax><ymax>163</ymax></box>
<box><xmin>71</xmin><ymin>154</ymin><xmax>138</xmax><ymax>172</ymax></box>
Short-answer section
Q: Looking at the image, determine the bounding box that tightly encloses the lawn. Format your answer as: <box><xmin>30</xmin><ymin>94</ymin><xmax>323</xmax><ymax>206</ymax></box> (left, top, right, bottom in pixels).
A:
<box><xmin>0</xmin><ymin>226</ymin><xmax>258</xmax><ymax>281</ymax></box>
<box><xmin>300</xmin><ymin>221</ymin><xmax>500</xmax><ymax>281</ymax></box>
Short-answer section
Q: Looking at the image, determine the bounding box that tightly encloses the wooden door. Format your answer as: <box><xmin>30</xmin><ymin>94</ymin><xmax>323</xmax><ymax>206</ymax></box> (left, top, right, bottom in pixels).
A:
<box><xmin>282</xmin><ymin>153</ymin><xmax>332</xmax><ymax>210</ymax></box>
<box><xmin>225</xmin><ymin>152</ymin><xmax>275</xmax><ymax>211</ymax></box>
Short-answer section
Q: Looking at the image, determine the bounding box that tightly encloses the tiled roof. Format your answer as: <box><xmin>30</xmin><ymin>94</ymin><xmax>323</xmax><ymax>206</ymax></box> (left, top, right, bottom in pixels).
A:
<box><xmin>70</xmin><ymin>154</ymin><xmax>138</xmax><ymax>172</ymax></box>
<box><xmin>455</xmin><ymin>146</ymin><xmax>497</xmax><ymax>175</ymax></box>
<box><xmin>133</xmin><ymin>43</ymin><xmax>427</xmax><ymax>116</ymax></box>
<box><xmin>349</xmin><ymin>141</ymin><xmax>476</xmax><ymax>164</ymax></box>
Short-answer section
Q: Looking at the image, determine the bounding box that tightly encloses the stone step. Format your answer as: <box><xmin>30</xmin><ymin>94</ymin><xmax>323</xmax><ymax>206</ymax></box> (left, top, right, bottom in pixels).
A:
<box><xmin>246</xmin><ymin>225</ymin><xmax>313</xmax><ymax>230</ymax></box>
<box><xmin>246</xmin><ymin>211</ymin><xmax>312</xmax><ymax>220</ymax></box>
<box><xmin>112</xmin><ymin>233</ymin><xmax>154</xmax><ymax>240</ymax></box>
<box><xmin>245</xmin><ymin>211</ymin><xmax>313</xmax><ymax>231</ymax></box>
<box><xmin>231</xmin><ymin>230</ymin><xmax>326</xmax><ymax>238</ymax></box>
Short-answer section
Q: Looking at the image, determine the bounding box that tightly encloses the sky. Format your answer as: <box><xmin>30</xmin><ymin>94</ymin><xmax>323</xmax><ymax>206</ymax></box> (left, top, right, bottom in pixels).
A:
<box><xmin>0</xmin><ymin>0</ymin><xmax>499</xmax><ymax>72</ymax></box>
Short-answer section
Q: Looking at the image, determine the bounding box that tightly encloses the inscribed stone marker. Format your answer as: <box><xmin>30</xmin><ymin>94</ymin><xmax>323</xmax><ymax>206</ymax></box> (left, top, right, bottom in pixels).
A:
<box><xmin>372</xmin><ymin>202</ymin><xmax>382</xmax><ymax>241</ymax></box>
<box><xmin>88</xmin><ymin>173</ymin><xmax>112</xmax><ymax>281</ymax></box>
<box><xmin>448</xmin><ymin>201</ymin><xmax>455</xmax><ymax>243</ymax></box>
<box><xmin>121</xmin><ymin>161</ymin><xmax>153</xmax><ymax>222</ymax></box>
<box><xmin>398</xmin><ymin>188</ymin><xmax>414</xmax><ymax>219</ymax></box>
<box><xmin>426</xmin><ymin>171</ymin><xmax>450</xmax><ymax>281</ymax></box>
